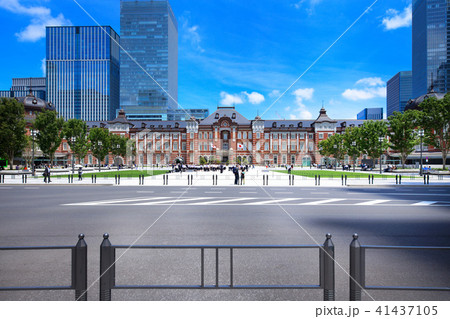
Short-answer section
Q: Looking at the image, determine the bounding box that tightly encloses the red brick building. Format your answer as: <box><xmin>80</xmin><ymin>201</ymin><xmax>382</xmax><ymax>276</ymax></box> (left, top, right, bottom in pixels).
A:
<box><xmin>80</xmin><ymin>106</ymin><xmax>367</xmax><ymax>167</ymax></box>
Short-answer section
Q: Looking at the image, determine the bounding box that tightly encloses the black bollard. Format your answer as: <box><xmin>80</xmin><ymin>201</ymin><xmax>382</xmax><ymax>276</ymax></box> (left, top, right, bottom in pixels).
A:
<box><xmin>318</xmin><ymin>175</ymin><xmax>321</xmax><ymax>186</ymax></box>
<box><xmin>399</xmin><ymin>175</ymin><xmax>402</xmax><ymax>184</ymax></box>
<box><xmin>350</xmin><ymin>234</ymin><xmax>363</xmax><ymax>301</ymax></box>
<box><xmin>315</xmin><ymin>175</ymin><xmax>317</xmax><ymax>186</ymax></box>
<box><xmin>427</xmin><ymin>175</ymin><xmax>430</xmax><ymax>185</ymax></box>
<box><xmin>73</xmin><ymin>234</ymin><xmax>88</xmax><ymax>301</ymax></box>
<box><xmin>322</xmin><ymin>234</ymin><xmax>335</xmax><ymax>301</ymax></box>
<box><xmin>99</xmin><ymin>234</ymin><xmax>115</xmax><ymax>301</ymax></box>
<box><xmin>396</xmin><ymin>175</ymin><xmax>398</xmax><ymax>185</ymax></box>
<box><xmin>371</xmin><ymin>175</ymin><xmax>374</xmax><ymax>185</ymax></box>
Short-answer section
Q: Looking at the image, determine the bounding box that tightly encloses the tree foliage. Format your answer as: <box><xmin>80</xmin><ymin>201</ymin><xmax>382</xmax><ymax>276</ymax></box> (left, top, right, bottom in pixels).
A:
<box><xmin>88</xmin><ymin>127</ymin><xmax>111</xmax><ymax>170</ymax></box>
<box><xmin>342</xmin><ymin>126</ymin><xmax>362</xmax><ymax>168</ymax></box>
<box><xmin>110</xmin><ymin>133</ymin><xmax>128</xmax><ymax>158</ymax></box>
<box><xmin>0</xmin><ymin>98</ymin><xmax>27</xmax><ymax>169</ymax></box>
<box><xmin>34</xmin><ymin>110</ymin><xmax>64</xmax><ymax>165</ymax></box>
<box><xmin>319</xmin><ymin>133</ymin><xmax>345</xmax><ymax>166</ymax></box>
<box><xmin>388</xmin><ymin>110</ymin><xmax>419</xmax><ymax>168</ymax></box>
<box><xmin>63</xmin><ymin>119</ymin><xmax>90</xmax><ymax>164</ymax></box>
<box><xmin>418</xmin><ymin>94</ymin><xmax>450</xmax><ymax>169</ymax></box>
<box><xmin>359</xmin><ymin>120</ymin><xmax>389</xmax><ymax>160</ymax></box>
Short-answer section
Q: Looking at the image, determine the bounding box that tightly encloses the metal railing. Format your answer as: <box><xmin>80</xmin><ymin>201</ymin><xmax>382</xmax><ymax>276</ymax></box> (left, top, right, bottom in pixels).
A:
<box><xmin>99</xmin><ymin>233</ymin><xmax>335</xmax><ymax>301</ymax></box>
<box><xmin>0</xmin><ymin>234</ymin><xmax>87</xmax><ymax>301</ymax></box>
<box><xmin>349</xmin><ymin>234</ymin><xmax>450</xmax><ymax>300</ymax></box>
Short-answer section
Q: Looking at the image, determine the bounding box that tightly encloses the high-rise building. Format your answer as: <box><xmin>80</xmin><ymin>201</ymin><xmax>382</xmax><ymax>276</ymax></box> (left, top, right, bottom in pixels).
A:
<box><xmin>412</xmin><ymin>0</ymin><xmax>449</xmax><ymax>97</ymax></box>
<box><xmin>46</xmin><ymin>26</ymin><xmax>120</xmax><ymax>121</ymax></box>
<box><xmin>0</xmin><ymin>77</ymin><xmax>46</xmax><ymax>100</ymax></box>
<box><xmin>386</xmin><ymin>71</ymin><xmax>413</xmax><ymax>117</ymax></box>
<box><xmin>120</xmin><ymin>0</ymin><xmax>178</xmax><ymax>118</ymax></box>
<box><xmin>357</xmin><ymin>108</ymin><xmax>383</xmax><ymax>120</ymax></box>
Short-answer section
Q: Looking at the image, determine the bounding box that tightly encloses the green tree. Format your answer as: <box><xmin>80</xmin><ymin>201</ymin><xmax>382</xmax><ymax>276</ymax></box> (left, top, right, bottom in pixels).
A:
<box><xmin>34</xmin><ymin>110</ymin><xmax>64</xmax><ymax>165</ymax></box>
<box><xmin>110</xmin><ymin>133</ymin><xmax>128</xmax><ymax>164</ymax></box>
<box><xmin>418</xmin><ymin>94</ymin><xmax>450</xmax><ymax>169</ymax></box>
<box><xmin>88</xmin><ymin>127</ymin><xmax>111</xmax><ymax>171</ymax></box>
<box><xmin>342</xmin><ymin>126</ymin><xmax>362</xmax><ymax>171</ymax></box>
<box><xmin>0</xmin><ymin>98</ymin><xmax>27</xmax><ymax>169</ymax></box>
<box><xmin>388</xmin><ymin>110</ymin><xmax>419</xmax><ymax>168</ymax></box>
<box><xmin>319</xmin><ymin>133</ymin><xmax>345</xmax><ymax>169</ymax></box>
<box><xmin>63</xmin><ymin>119</ymin><xmax>90</xmax><ymax>171</ymax></box>
<box><xmin>359</xmin><ymin>120</ymin><xmax>389</xmax><ymax>164</ymax></box>
<box><xmin>199</xmin><ymin>156</ymin><xmax>207</xmax><ymax>165</ymax></box>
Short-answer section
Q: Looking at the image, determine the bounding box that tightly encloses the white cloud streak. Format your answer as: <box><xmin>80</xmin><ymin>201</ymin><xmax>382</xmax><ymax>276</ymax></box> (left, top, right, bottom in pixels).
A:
<box><xmin>180</xmin><ymin>14</ymin><xmax>205</xmax><ymax>53</ymax></box>
<box><xmin>288</xmin><ymin>88</ymin><xmax>314</xmax><ymax>119</ymax></box>
<box><xmin>342</xmin><ymin>87</ymin><xmax>386</xmax><ymax>101</ymax></box>
<box><xmin>356</xmin><ymin>77</ymin><xmax>384</xmax><ymax>87</ymax></box>
<box><xmin>0</xmin><ymin>0</ymin><xmax>71</xmax><ymax>42</ymax></box>
<box><xmin>244</xmin><ymin>91</ymin><xmax>265</xmax><ymax>104</ymax></box>
<box><xmin>220</xmin><ymin>92</ymin><xmax>244</xmax><ymax>105</ymax></box>
<box><xmin>382</xmin><ymin>5</ymin><xmax>412</xmax><ymax>30</ymax></box>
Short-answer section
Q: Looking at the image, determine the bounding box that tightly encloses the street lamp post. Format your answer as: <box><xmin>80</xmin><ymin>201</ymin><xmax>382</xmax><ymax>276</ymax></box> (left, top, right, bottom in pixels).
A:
<box><xmin>98</xmin><ymin>141</ymin><xmax>102</xmax><ymax>172</ymax></box>
<box><xmin>418</xmin><ymin>129</ymin><xmax>424</xmax><ymax>176</ymax></box>
<box><xmin>333</xmin><ymin>144</ymin><xmax>337</xmax><ymax>171</ymax></box>
<box><xmin>378</xmin><ymin>137</ymin><xmax>384</xmax><ymax>175</ymax></box>
<box><xmin>31</xmin><ymin>129</ymin><xmax>36</xmax><ymax>176</ymax></box>
<box><xmin>71</xmin><ymin>137</ymin><xmax>76</xmax><ymax>174</ymax></box>
<box><xmin>352</xmin><ymin>141</ymin><xmax>357</xmax><ymax>172</ymax></box>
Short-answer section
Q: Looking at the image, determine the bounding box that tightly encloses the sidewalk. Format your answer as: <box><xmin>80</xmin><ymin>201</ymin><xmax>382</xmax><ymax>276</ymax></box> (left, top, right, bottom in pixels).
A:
<box><xmin>1</xmin><ymin>167</ymin><xmax>449</xmax><ymax>187</ymax></box>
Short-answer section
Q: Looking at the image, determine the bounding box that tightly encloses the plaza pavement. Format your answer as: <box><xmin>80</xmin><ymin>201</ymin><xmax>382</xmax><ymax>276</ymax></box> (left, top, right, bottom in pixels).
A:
<box><xmin>1</xmin><ymin>166</ymin><xmax>450</xmax><ymax>187</ymax></box>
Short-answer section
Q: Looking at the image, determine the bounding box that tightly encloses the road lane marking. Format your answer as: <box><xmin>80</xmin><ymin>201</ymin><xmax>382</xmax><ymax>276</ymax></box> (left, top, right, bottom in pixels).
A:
<box><xmin>298</xmin><ymin>198</ymin><xmax>345</xmax><ymax>205</ymax></box>
<box><xmin>205</xmin><ymin>191</ymin><xmax>222</xmax><ymax>194</ymax></box>
<box><xmin>239</xmin><ymin>192</ymin><xmax>257</xmax><ymax>194</ymax></box>
<box><xmin>355</xmin><ymin>200</ymin><xmax>391</xmax><ymax>206</ymax></box>
<box><xmin>412</xmin><ymin>201</ymin><xmax>438</xmax><ymax>206</ymax></box>
<box><xmin>247</xmin><ymin>198</ymin><xmax>300</xmax><ymax>205</ymax></box>
<box><xmin>64</xmin><ymin>196</ymin><xmax>168</xmax><ymax>206</ymax></box>
<box><xmin>274</xmin><ymin>192</ymin><xmax>293</xmax><ymax>194</ymax></box>
<box><xmin>133</xmin><ymin>197</ymin><xmax>209</xmax><ymax>206</ymax></box>
<box><xmin>137</xmin><ymin>191</ymin><xmax>154</xmax><ymax>193</ymax></box>
<box><xmin>192</xmin><ymin>198</ymin><xmax>256</xmax><ymax>205</ymax></box>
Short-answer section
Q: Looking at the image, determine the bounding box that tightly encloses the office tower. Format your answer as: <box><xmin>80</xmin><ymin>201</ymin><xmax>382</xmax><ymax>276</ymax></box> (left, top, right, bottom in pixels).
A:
<box><xmin>0</xmin><ymin>77</ymin><xmax>46</xmax><ymax>100</ymax></box>
<box><xmin>412</xmin><ymin>0</ymin><xmax>449</xmax><ymax>97</ymax></box>
<box><xmin>357</xmin><ymin>108</ymin><xmax>383</xmax><ymax>120</ymax></box>
<box><xmin>46</xmin><ymin>26</ymin><xmax>120</xmax><ymax>121</ymax></box>
<box><xmin>386</xmin><ymin>71</ymin><xmax>413</xmax><ymax>117</ymax></box>
<box><xmin>120</xmin><ymin>0</ymin><xmax>178</xmax><ymax>119</ymax></box>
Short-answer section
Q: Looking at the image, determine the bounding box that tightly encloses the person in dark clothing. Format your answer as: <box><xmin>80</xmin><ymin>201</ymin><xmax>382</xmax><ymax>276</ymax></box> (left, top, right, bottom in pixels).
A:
<box><xmin>44</xmin><ymin>165</ymin><xmax>51</xmax><ymax>183</ymax></box>
<box><xmin>233</xmin><ymin>165</ymin><xmax>239</xmax><ymax>185</ymax></box>
<box><xmin>78</xmin><ymin>167</ymin><xmax>83</xmax><ymax>181</ymax></box>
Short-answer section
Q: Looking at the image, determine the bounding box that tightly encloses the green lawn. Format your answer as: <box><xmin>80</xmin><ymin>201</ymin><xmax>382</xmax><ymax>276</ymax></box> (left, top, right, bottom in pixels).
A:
<box><xmin>275</xmin><ymin>170</ymin><xmax>400</xmax><ymax>179</ymax></box>
<box><xmin>57</xmin><ymin>170</ymin><xmax>170</xmax><ymax>178</ymax></box>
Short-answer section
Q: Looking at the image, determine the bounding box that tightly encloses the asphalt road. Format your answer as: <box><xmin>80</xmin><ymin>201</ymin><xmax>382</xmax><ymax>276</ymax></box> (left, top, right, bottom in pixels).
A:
<box><xmin>0</xmin><ymin>184</ymin><xmax>449</xmax><ymax>301</ymax></box>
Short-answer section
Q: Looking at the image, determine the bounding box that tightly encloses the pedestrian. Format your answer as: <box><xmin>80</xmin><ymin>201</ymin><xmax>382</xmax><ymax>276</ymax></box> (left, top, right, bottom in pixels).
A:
<box><xmin>78</xmin><ymin>167</ymin><xmax>83</xmax><ymax>181</ymax></box>
<box><xmin>44</xmin><ymin>165</ymin><xmax>51</xmax><ymax>183</ymax></box>
<box><xmin>240</xmin><ymin>168</ymin><xmax>245</xmax><ymax>185</ymax></box>
<box><xmin>233</xmin><ymin>165</ymin><xmax>239</xmax><ymax>185</ymax></box>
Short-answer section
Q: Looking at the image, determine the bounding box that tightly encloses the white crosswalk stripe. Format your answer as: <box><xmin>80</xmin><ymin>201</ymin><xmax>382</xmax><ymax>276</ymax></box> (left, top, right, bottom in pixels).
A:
<box><xmin>246</xmin><ymin>198</ymin><xmax>300</xmax><ymax>205</ymax></box>
<box><xmin>133</xmin><ymin>197</ymin><xmax>210</xmax><ymax>206</ymax></box>
<box><xmin>355</xmin><ymin>200</ymin><xmax>391</xmax><ymax>206</ymax></box>
<box><xmin>62</xmin><ymin>197</ymin><xmax>447</xmax><ymax>207</ymax></box>
<box><xmin>189</xmin><ymin>198</ymin><xmax>256</xmax><ymax>205</ymax></box>
<box><xmin>298</xmin><ymin>199</ymin><xmax>345</xmax><ymax>205</ymax></box>
<box><xmin>412</xmin><ymin>201</ymin><xmax>438</xmax><ymax>206</ymax></box>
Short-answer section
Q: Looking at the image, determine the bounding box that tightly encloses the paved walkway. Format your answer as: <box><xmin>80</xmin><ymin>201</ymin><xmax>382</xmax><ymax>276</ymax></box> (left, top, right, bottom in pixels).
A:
<box><xmin>1</xmin><ymin>167</ymin><xmax>449</xmax><ymax>187</ymax></box>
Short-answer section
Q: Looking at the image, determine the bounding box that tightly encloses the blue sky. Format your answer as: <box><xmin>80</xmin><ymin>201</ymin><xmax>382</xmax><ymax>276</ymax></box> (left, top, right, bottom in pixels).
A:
<box><xmin>0</xmin><ymin>0</ymin><xmax>413</xmax><ymax>120</ymax></box>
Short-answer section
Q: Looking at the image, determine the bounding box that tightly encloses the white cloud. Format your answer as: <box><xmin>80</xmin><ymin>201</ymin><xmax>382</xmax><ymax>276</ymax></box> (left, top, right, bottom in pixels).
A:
<box><xmin>220</xmin><ymin>92</ymin><xmax>244</xmax><ymax>105</ymax></box>
<box><xmin>0</xmin><ymin>0</ymin><xmax>71</xmax><ymax>42</ymax></box>
<box><xmin>294</xmin><ymin>0</ymin><xmax>323</xmax><ymax>14</ymax></box>
<box><xmin>342</xmin><ymin>87</ymin><xmax>386</xmax><ymax>101</ymax></box>
<box><xmin>355</xmin><ymin>77</ymin><xmax>384</xmax><ymax>87</ymax></box>
<box><xmin>244</xmin><ymin>91</ymin><xmax>265</xmax><ymax>105</ymax></box>
<box><xmin>287</xmin><ymin>88</ymin><xmax>314</xmax><ymax>119</ymax></box>
<box><xmin>382</xmin><ymin>5</ymin><xmax>412</xmax><ymax>30</ymax></box>
<box><xmin>343</xmin><ymin>77</ymin><xmax>386</xmax><ymax>101</ymax></box>
<box><xmin>41</xmin><ymin>58</ymin><xmax>46</xmax><ymax>77</ymax></box>
<box><xmin>269</xmin><ymin>90</ymin><xmax>281</xmax><ymax>98</ymax></box>
<box><xmin>180</xmin><ymin>14</ymin><xmax>204</xmax><ymax>53</ymax></box>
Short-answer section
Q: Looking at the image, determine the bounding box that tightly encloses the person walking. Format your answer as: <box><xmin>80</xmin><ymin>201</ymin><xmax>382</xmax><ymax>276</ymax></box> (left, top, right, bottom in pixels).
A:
<box><xmin>78</xmin><ymin>167</ymin><xmax>83</xmax><ymax>181</ymax></box>
<box><xmin>233</xmin><ymin>165</ymin><xmax>239</xmax><ymax>185</ymax></box>
<box><xmin>44</xmin><ymin>165</ymin><xmax>51</xmax><ymax>183</ymax></box>
<box><xmin>240</xmin><ymin>168</ymin><xmax>245</xmax><ymax>185</ymax></box>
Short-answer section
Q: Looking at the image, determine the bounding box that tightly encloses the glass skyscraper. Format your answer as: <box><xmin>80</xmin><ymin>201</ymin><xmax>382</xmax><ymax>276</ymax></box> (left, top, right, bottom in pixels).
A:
<box><xmin>120</xmin><ymin>0</ymin><xmax>178</xmax><ymax>118</ymax></box>
<box><xmin>46</xmin><ymin>26</ymin><xmax>120</xmax><ymax>121</ymax></box>
<box><xmin>412</xmin><ymin>0</ymin><xmax>449</xmax><ymax>97</ymax></box>
<box><xmin>357</xmin><ymin>108</ymin><xmax>383</xmax><ymax>120</ymax></box>
<box><xmin>386</xmin><ymin>71</ymin><xmax>413</xmax><ymax>117</ymax></box>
